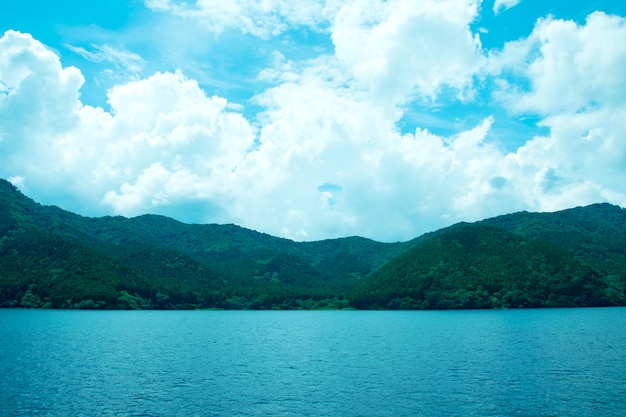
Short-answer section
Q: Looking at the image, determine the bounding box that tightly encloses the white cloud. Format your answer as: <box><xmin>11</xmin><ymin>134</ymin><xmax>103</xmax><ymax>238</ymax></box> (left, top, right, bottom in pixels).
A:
<box><xmin>493</xmin><ymin>12</ymin><xmax>626</xmax><ymax>115</ymax></box>
<box><xmin>78</xmin><ymin>71</ymin><xmax>257</xmax><ymax>218</ymax></box>
<box><xmin>7</xmin><ymin>175</ymin><xmax>25</xmax><ymax>189</ymax></box>
<box><xmin>487</xmin><ymin>11</ymin><xmax>626</xmax><ymax>212</ymax></box>
<box><xmin>3</xmin><ymin>4</ymin><xmax>626</xmax><ymax>242</ymax></box>
<box><xmin>332</xmin><ymin>0</ymin><xmax>483</xmax><ymax>105</ymax></box>
<box><xmin>493</xmin><ymin>0</ymin><xmax>521</xmax><ymax>15</ymax></box>
<box><xmin>1</xmin><ymin>31</ymin><xmax>255</xmax><ymax>222</ymax></box>
<box><xmin>102</xmin><ymin>162</ymin><xmax>200</xmax><ymax>214</ymax></box>
<box><xmin>145</xmin><ymin>0</ymin><xmax>340</xmax><ymax>38</ymax></box>
<box><xmin>66</xmin><ymin>43</ymin><xmax>145</xmax><ymax>73</ymax></box>
<box><xmin>0</xmin><ymin>30</ymin><xmax>84</xmax><ymax>176</ymax></box>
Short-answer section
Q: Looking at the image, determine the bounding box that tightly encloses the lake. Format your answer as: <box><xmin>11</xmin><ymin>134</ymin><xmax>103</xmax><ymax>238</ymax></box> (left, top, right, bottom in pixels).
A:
<box><xmin>1</xmin><ymin>308</ymin><xmax>625</xmax><ymax>416</ymax></box>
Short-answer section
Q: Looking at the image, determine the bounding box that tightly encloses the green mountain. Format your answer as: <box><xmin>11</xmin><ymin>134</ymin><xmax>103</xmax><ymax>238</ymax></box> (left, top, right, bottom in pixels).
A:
<box><xmin>480</xmin><ymin>204</ymin><xmax>626</xmax><ymax>288</ymax></box>
<box><xmin>0</xmin><ymin>179</ymin><xmax>409</xmax><ymax>309</ymax></box>
<box><xmin>352</xmin><ymin>203</ymin><xmax>626</xmax><ymax>309</ymax></box>
<box><xmin>1</xmin><ymin>178</ymin><xmax>625</xmax><ymax>309</ymax></box>
<box><xmin>351</xmin><ymin>222</ymin><xmax>625</xmax><ymax>309</ymax></box>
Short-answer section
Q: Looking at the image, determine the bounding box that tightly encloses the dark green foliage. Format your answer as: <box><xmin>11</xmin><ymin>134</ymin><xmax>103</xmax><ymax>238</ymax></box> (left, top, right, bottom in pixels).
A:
<box><xmin>1</xmin><ymin>178</ymin><xmax>625</xmax><ymax>309</ymax></box>
<box><xmin>352</xmin><ymin>223</ymin><xmax>625</xmax><ymax>309</ymax></box>
<box><xmin>0</xmin><ymin>229</ymin><xmax>135</xmax><ymax>308</ymax></box>
<box><xmin>0</xmin><ymin>178</ymin><xmax>399</xmax><ymax>309</ymax></box>
<box><xmin>481</xmin><ymin>204</ymin><xmax>626</xmax><ymax>292</ymax></box>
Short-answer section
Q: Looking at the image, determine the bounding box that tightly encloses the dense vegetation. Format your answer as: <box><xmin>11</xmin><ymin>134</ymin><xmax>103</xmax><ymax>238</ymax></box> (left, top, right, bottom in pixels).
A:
<box><xmin>1</xmin><ymin>178</ymin><xmax>625</xmax><ymax>309</ymax></box>
<box><xmin>351</xmin><ymin>223</ymin><xmax>624</xmax><ymax>309</ymax></box>
<box><xmin>0</xmin><ymin>179</ymin><xmax>407</xmax><ymax>309</ymax></box>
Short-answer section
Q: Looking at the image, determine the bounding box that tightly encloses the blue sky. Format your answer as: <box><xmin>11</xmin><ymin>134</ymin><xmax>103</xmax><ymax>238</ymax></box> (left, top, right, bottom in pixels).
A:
<box><xmin>2</xmin><ymin>0</ymin><xmax>626</xmax><ymax>241</ymax></box>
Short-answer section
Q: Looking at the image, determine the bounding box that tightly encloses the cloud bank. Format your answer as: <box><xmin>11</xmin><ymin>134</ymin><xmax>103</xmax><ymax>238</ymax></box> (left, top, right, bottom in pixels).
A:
<box><xmin>1</xmin><ymin>1</ymin><xmax>626</xmax><ymax>241</ymax></box>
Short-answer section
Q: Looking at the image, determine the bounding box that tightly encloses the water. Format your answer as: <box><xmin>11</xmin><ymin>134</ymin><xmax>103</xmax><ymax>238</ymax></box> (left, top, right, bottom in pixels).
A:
<box><xmin>1</xmin><ymin>308</ymin><xmax>625</xmax><ymax>417</ymax></box>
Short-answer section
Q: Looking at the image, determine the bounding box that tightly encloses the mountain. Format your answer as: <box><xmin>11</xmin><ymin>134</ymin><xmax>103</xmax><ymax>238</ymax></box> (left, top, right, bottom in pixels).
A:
<box><xmin>480</xmin><ymin>204</ymin><xmax>626</xmax><ymax>285</ymax></box>
<box><xmin>351</xmin><ymin>221</ymin><xmax>625</xmax><ymax>309</ymax></box>
<box><xmin>1</xmin><ymin>178</ymin><xmax>625</xmax><ymax>309</ymax></box>
<box><xmin>352</xmin><ymin>203</ymin><xmax>626</xmax><ymax>309</ymax></box>
<box><xmin>0</xmin><ymin>179</ymin><xmax>410</xmax><ymax>309</ymax></box>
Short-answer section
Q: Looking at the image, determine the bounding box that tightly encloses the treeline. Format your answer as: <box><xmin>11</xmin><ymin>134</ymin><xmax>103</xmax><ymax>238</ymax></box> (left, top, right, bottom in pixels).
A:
<box><xmin>0</xmin><ymin>228</ymin><xmax>354</xmax><ymax>310</ymax></box>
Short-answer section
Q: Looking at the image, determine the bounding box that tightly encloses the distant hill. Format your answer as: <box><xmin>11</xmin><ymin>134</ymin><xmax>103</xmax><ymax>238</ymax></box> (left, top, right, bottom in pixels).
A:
<box><xmin>0</xmin><ymin>179</ymin><xmax>410</xmax><ymax>309</ymax></box>
<box><xmin>351</xmin><ymin>222</ymin><xmax>625</xmax><ymax>309</ymax></box>
<box><xmin>480</xmin><ymin>204</ymin><xmax>626</xmax><ymax>285</ymax></box>
<box><xmin>1</xmin><ymin>178</ymin><xmax>625</xmax><ymax>309</ymax></box>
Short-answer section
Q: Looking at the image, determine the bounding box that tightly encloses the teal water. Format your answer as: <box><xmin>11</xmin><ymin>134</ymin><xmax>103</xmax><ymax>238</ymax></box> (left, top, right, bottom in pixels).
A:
<box><xmin>1</xmin><ymin>308</ymin><xmax>625</xmax><ymax>416</ymax></box>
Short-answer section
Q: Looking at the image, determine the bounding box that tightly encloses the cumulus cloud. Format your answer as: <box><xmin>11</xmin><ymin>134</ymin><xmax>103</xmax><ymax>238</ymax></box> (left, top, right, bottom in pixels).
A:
<box><xmin>1</xmin><ymin>31</ymin><xmax>255</xmax><ymax>222</ymax></box>
<box><xmin>0</xmin><ymin>30</ymin><xmax>84</xmax><ymax>175</ymax></box>
<box><xmin>2</xmin><ymin>3</ymin><xmax>626</xmax><ymax>242</ymax></box>
<box><xmin>488</xmin><ymin>11</ymin><xmax>626</xmax><ymax>211</ymax></box>
<box><xmin>331</xmin><ymin>0</ymin><xmax>483</xmax><ymax>105</ymax></box>
<box><xmin>494</xmin><ymin>12</ymin><xmax>626</xmax><ymax>115</ymax></box>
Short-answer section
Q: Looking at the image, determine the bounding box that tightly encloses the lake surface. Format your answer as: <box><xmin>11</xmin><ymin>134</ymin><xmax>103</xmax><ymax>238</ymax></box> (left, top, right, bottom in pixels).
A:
<box><xmin>1</xmin><ymin>308</ymin><xmax>625</xmax><ymax>417</ymax></box>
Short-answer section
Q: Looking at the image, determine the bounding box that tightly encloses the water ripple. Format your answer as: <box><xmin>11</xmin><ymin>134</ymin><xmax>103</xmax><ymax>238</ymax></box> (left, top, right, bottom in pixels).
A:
<box><xmin>1</xmin><ymin>308</ymin><xmax>625</xmax><ymax>416</ymax></box>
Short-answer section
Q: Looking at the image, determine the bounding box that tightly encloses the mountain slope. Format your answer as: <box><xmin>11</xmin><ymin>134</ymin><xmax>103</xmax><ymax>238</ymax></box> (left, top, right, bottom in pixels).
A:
<box><xmin>351</xmin><ymin>222</ymin><xmax>626</xmax><ymax>309</ymax></box>
<box><xmin>2</xmin><ymin>178</ymin><xmax>626</xmax><ymax>309</ymax></box>
<box><xmin>0</xmin><ymin>179</ymin><xmax>409</xmax><ymax>309</ymax></box>
<box><xmin>480</xmin><ymin>203</ymin><xmax>626</xmax><ymax>291</ymax></box>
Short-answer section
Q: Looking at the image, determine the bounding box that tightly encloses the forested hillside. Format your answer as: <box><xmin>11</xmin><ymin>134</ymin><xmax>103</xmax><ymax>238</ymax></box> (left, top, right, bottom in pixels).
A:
<box><xmin>1</xmin><ymin>178</ymin><xmax>625</xmax><ymax>309</ymax></box>
<box><xmin>351</xmin><ymin>223</ymin><xmax>625</xmax><ymax>309</ymax></box>
<box><xmin>0</xmin><ymin>179</ymin><xmax>410</xmax><ymax>309</ymax></box>
<box><xmin>481</xmin><ymin>204</ymin><xmax>626</xmax><ymax>290</ymax></box>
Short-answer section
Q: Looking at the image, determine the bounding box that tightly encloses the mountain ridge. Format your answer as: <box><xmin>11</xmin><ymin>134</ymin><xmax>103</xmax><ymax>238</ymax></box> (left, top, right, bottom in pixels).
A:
<box><xmin>1</xmin><ymin>178</ymin><xmax>625</xmax><ymax>309</ymax></box>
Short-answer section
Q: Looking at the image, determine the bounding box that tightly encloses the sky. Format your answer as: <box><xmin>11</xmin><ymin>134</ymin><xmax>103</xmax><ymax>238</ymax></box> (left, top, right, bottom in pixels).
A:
<box><xmin>2</xmin><ymin>0</ymin><xmax>626</xmax><ymax>242</ymax></box>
